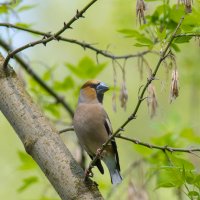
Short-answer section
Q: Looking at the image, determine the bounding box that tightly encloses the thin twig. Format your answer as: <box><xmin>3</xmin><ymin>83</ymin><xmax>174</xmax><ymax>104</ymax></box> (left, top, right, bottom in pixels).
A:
<box><xmin>0</xmin><ymin>38</ymin><xmax>74</xmax><ymax>117</ymax></box>
<box><xmin>59</xmin><ymin>127</ymin><xmax>74</xmax><ymax>134</ymax></box>
<box><xmin>85</xmin><ymin>16</ymin><xmax>185</xmax><ymax>177</ymax></box>
<box><xmin>175</xmin><ymin>33</ymin><xmax>200</xmax><ymax>38</ymax></box>
<box><xmin>117</xmin><ymin>135</ymin><xmax>200</xmax><ymax>153</ymax></box>
<box><xmin>58</xmin><ymin>127</ymin><xmax>200</xmax><ymax>154</ymax></box>
<box><xmin>0</xmin><ymin>22</ymin><xmax>151</xmax><ymax>60</ymax></box>
<box><xmin>2</xmin><ymin>0</ymin><xmax>98</xmax><ymax>68</ymax></box>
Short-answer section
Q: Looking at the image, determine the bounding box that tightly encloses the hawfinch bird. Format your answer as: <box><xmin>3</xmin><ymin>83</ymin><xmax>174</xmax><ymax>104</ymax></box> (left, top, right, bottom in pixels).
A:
<box><xmin>73</xmin><ymin>80</ymin><xmax>122</xmax><ymax>185</ymax></box>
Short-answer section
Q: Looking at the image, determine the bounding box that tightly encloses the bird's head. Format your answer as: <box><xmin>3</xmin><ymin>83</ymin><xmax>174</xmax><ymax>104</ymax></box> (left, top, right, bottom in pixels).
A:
<box><xmin>78</xmin><ymin>80</ymin><xmax>109</xmax><ymax>104</ymax></box>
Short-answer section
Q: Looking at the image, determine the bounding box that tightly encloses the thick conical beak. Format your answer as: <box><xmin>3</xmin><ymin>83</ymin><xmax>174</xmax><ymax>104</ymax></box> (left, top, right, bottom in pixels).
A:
<box><xmin>96</xmin><ymin>82</ymin><xmax>109</xmax><ymax>94</ymax></box>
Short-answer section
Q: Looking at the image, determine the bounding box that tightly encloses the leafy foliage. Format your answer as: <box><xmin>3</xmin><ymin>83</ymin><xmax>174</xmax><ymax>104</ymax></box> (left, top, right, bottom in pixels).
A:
<box><xmin>18</xmin><ymin>176</ymin><xmax>39</xmax><ymax>192</ymax></box>
<box><xmin>66</xmin><ymin>56</ymin><xmax>107</xmax><ymax>79</ymax></box>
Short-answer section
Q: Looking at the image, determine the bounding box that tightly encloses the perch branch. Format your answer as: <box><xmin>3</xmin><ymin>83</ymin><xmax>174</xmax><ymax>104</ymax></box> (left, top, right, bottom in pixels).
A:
<box><xmin>85</xmin><ymin>16</ymin><xmax>185</xmax><ymax>177</ymax></box>
<box><xmin>59</xmin><ymin>127</ymin><xmax>200</xmax><ymax>154</ymax></box>
<box><xmin>0</xmin><ymin>22</ymin><xmax>150</xmax><ymax>60</ymax></box>
<box><xmin>2</xmin><ymin>0</ymin><xmax>98</xmax><ymax>68</ymax></box>
<box><xmin>0</xmin><ymin>54</ymin><xmax>103</xmax><ymax>200</ymax></box>
<box><xmin>116</xmin><ymin>135</ymin><xmax>200</xmax><ymax>153</ymax></box>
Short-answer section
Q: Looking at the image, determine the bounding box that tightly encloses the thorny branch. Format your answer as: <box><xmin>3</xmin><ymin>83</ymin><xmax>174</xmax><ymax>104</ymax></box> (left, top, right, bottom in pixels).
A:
<box><xmin>0</xmin><ymin>22</ymin><xmax>151</xmax><ymax>60</ymax></box>
<box><xmin>116</xmin><ymin>135</ymin><xmax>200</xmax><ymax>154</ymax></box>
<box><xmin>0</xmin><ymin>38</ymin><xmax>74</xmax><ymax>117</ymax></box>
<box><xmin>2</xmin><ymin>0</ymin><xmax>98</xmax><ymax>68</ymax></box>
<box><xmin>59</xmin><ymin>127</ymin><xmax>200</xmax><ymax>155</ymax></box>
<box><xmin>85</xmin><ymin>16</ymin><xmax>185</xmax><ymax>178</ymax></box>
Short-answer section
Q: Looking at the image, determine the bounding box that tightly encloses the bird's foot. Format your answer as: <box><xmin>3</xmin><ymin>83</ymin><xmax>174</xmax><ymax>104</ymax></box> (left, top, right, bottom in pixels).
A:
<box><xmin>84</xmin><ymin>168</ymin><xmax>93</xmax><ymax>181</ymax></box>
<box><xmin>96</xmin><ymin>148</ymin><xmax>104</xmax><ymax>159</ymax></box>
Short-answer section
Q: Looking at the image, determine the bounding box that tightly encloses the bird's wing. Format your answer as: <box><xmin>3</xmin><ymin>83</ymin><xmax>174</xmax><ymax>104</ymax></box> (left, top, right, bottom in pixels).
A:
<box><xmin>89</xmin><ymin>155</ymin><xmax>104</xmax><ymax>174</ymax></box>
<box><xmin>104</xmin><ymin>116</ymin><xmax>121</xmax><ymax>171</ymax></box>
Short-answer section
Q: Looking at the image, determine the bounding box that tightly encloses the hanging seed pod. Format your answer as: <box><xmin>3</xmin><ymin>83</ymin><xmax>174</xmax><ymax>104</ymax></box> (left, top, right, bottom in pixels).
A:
<box><xmin>170</xmin><ymin>68</ymin><xmax>179</xmax><ymax>103</ymax></box>
<box><xmin>138</xmin><ymin>56</ymin><xmax>144</xmax><ymax>80</ymax></box>
<box><xmin>147</xmin><ymin>83</ymin><xmax>158</xmax><ymax>118</ymax></box>
<box><xmin>177</xmin><ymin>0</ymin><xmax>192</xmax><ymax>13</ymax></box>
<box><xmin>184</xmin><ymin>0</ymin><xmax>192</xmax><ymax>13</ymax></box>
<box><xmin>119</xmin><ymin>63</ymin><xmax>128</xmax><ymax>111</ymax></box>
<box><xmin>119</xmin><ymin>80</ymin><xmax>128</xmax><ymax>111</ymax></box>
<box><xmin>112</xmin><ymin>92</ymin><xmax>117</xmax><ymax>112</ymax></box>
<box><xmin>136</xmin><ymin>0</ymin><xmax>146</xmax><ymax>25</ymax></box>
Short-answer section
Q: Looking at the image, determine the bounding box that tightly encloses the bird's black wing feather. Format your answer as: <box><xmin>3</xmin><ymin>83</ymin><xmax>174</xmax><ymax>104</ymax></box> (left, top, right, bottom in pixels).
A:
<box><xmin>89</xmin><ymin>155</ymin><xmax>104</xmax><ymax>174</ymax></box>
<box><xmin>104</xmin><ymin>118</ymin><xmax>121</xmax><ymax>171</ymax></box>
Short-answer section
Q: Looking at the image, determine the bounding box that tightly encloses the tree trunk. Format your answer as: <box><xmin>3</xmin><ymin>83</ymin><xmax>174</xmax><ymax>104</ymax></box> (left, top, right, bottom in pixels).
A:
<box><xmin>0</xmin><ymin>54</ymin><xmax>103</xmax><ymax>200</ymax></box>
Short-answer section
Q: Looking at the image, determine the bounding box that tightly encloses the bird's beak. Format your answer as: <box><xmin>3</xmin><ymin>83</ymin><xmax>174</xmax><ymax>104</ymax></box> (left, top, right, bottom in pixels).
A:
<box><xmin>96</xmin><ymin>82</ymin><xmax>109</xmax><ymax>94</ymax></box>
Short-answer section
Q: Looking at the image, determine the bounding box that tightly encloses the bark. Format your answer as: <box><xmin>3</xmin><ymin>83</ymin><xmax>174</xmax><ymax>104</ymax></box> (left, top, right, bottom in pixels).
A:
<box><xmin>0</xmin><ymin>54</ymin><xmax>103</xmax><ymax>200</ymax></box>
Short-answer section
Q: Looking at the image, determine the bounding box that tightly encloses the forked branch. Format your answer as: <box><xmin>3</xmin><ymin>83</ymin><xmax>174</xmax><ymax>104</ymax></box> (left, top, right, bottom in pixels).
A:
<box><xmin>85</xmin><ymin>16</ymin><xmax>185</xmax><ymax>177</ymax></box>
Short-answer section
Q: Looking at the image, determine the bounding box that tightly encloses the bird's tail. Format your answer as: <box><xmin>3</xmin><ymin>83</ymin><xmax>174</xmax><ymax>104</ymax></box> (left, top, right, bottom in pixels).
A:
<box><xmin>110</xmin><ymin>168</ymin><xmax>122</xmax><ymax>185</ymax></box>
<box><xmin>103</xmin><ymin>155</ymin><xmax>122</xmax><ymax>185</ymax></box>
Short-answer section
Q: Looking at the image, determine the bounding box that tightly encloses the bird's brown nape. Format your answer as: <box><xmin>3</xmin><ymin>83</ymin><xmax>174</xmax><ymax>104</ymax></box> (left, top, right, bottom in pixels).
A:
<box><xmin>81</xmin><ymin>79</ymin><xmax>100</xmax><ymax>89</ymax></box>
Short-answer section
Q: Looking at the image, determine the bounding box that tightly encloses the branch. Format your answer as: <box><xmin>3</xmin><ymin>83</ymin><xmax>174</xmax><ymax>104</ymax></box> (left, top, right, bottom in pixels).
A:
<box><xmin>59</xmin><ymin>127</ymin><xmax>74</xmax><ymax>134</ymax></box>
<box><xmin>0</xmin><ymin>54</ymin><xmax>103</xmax><ymax>199</ymax></box>
<box><xmin>175</xmin><ymin>33</ymin><xmax>200</xmax><ymax>38</ymax></box>
<box><xmin>2</xmin><ymin>0</ymin><xmax>98</xmax><ymax>68</ymax></box>
<box><xmin>85</xmin><ymin>16</ymin><xmax>185</xmax><ymax>176</ymax></box>
<box><xmin>59</xmin><ymin>127</ymin><xmax>200</xmax><ymax>154</ymax></box>
<box><xmin>0</xmin><ymin>22</ymin><xmax>150</xmax><ymax>60</ymax></box>
<box><xmin>117</xmin><ymin>135</ymin><xmax>200</xmax><ymax>154</ymax></box>
<box><xmin>0</xmin><ymin>38</ymin><xmax>74</xmax><ymax>118</ymax></box>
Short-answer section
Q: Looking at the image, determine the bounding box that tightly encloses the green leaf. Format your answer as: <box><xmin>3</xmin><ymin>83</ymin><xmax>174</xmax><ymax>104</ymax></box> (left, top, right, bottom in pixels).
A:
<box><xmin>153</xmin><ymin>4</ymin><xmax>171</xmax><ymax>16</ymax></box>
<box><xmin>134</xmin><ymin>145</ymin><xmax>153</xmax><ymax>156</ymax></box>
<box><xmin>156</xmin><ymin>166</ymin><xmax>185</xmax><ymax>188</ymax></box>
<box><xmin>53</xmin><ymin>76</ymin><xmax>74</xmax><ymax>91</ymax></box>
<box><xmin>0</xmin><ymin>5</ymin><xmax>8</xmax><ymax>14</ymax></box>
<box><xmin>42</xmin><ymin>65</ymin><xmax>56</xmax><ymax>81</ymax></box>
<box><xmin>119</xmin><ymin>28</ymin><xmax>154</xmax><ymax>48</ymax></box>
<box><xmin>136</xmin><ymin>37</ymin><xmax>153</xmax><ymax>45</ymax></box>
<box><xmin>17</xmin><ymin>4</ymin><xmax>36</xmax><ymax>12</ymax></box>
<box><xmin>170</xmin><ymin>155</ymin><xmax>194</xmax><ymax>170</ymax></box>
<box><xmin>174</xmin><ymin>36</ymin><xmax>192</xmax><ymax>43</ymax></box>
<box><xmin>181</xmin><ymin>25</ymin><xmax>195</xmax><ymax>32</ymax></box>
<box><xmin>15</xmin><ymin>22</ymin><xmax>32</xmax><ymax>29</ymax></box>
<box><xmin>180</xmin><ymin>128</ymin><xmax>200</xmax><ymax>143</ymax></box>
<box><xmin>156</xmin><ymin>27</ymin><xmax>167</xmax><ymax>40</ymax></box>
<box><xmin>118</xmin><ymin>29</ymin><xmax>141</xmax><ymax>38</ymax></box>
<box><xmin>18</xmin><ymin>176</ymin><xmax>38</xmax><ymax>193</ymax></box>
<box><xmin>44</xmin><ymin>104</ymin><xmax>61</xmax><ymax>118</ymax></box>
<box><xmin>171</xmin><ymin>43</ymin><xmax>181</xmax><ymax>52</ymax></box>
<box><xmin>188</xmin><ymin>191</ymin><xmax>199</xmax><ymax>198</ymax></box>
<box><xmin>10</xmin><ymin>0</ymin><xmax>23</xmax><ymax>8</ymax></box>
<box><xmin>169</xmin><ymin>5</ymin><xmax>185</xmax><ymax>24</ymax></box>
<box><xmin>18</xmin><ymin>151</ymin><xmax>37</xmax><ymax>170</ymax></box>
<box><xmin>65</xmin><ymin>57</ymin><xmax>107</xmax><ymax>79</ymax></box>
<box><xmin>151</xmin><ymin>132</ymin><xmax>178</xmax><ymax>146</ymax></box>
<box><xmin>134</xmin><ymin>43</ymin><xmax>150</xmax><ymax>47</ymax></box>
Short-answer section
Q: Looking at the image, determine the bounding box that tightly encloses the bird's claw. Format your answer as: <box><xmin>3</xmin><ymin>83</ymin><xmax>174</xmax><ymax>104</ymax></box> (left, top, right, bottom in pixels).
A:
<box><xmin>96</xmin><ymin>148</ymin><xmax>101</xmax><ymax>155</ymax></box>
<box><xmin>84</xmin><ymin>168</ymin><xmax>93</xmax><ymax>181</ymax></box>
<box><xmin>96</xmin><ymin>148</ymin><xmax>104</xmax><ymax>159</ymax></box>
